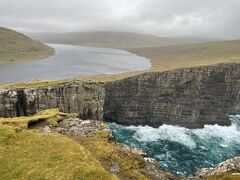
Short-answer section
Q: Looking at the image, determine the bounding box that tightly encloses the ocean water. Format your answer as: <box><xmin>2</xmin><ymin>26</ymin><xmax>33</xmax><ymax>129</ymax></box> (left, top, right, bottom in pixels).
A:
<box><xmin>109</xmin><ymin>115</ymin><xmax>240</xmax><ymax>177</ymax></box>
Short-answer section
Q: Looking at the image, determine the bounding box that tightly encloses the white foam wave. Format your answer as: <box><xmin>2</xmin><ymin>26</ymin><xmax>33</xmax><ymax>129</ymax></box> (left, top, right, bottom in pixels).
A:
<box><xmin>127</xmin><ymin>125</ymin><xmax>197</xmax><ymax>149</ymax></box>
<box><xmin>193</xmin><ymin>123</ymin><xmax>240</xmax><ymax>145</ymax></box>
<box><xmin>117</xmin><ymin>117</ymin><xmax>240</xmax><ymax>149</ymax></box>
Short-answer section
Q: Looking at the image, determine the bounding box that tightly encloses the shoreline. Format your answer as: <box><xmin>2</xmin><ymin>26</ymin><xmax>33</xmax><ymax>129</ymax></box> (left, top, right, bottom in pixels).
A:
<box><xmin>1</xmin><ymin>39</ymin><xmax>240</xmax><ymax>88</ymax></box>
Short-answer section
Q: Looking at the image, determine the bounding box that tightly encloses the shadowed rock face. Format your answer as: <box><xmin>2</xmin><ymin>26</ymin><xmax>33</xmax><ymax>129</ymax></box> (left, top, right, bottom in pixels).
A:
<box><xmin>104</xmin><ymin>64</ymin><xmax>240</xmax><ymax>128</ymax></box>
<box><xmin>1</xmin><ymin>63</ymin><xmax>240</xmax><ymax>128</ymax></box>
<box><xmin>0</xmin><ymin>82</ymin><xmax>105</xmax><ymax>120</ymax></box>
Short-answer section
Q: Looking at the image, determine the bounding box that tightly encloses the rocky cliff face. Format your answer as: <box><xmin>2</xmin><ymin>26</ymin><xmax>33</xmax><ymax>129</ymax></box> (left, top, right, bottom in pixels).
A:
<box><xmin>0</xmin><ymin>82</ymin><xmax>105</xmax><ymax>120</ymax></box>
<box><xmin>195</xmin><ymin>156</ymin><xmax>240</xmax><ymax>178</ymax></box>
<box><xmin>104</xmin><ymin>63</ymin><xmax>240</xmax><ymax>128</ymax></box>
<box><xmin>1</xmin><ymin>63</ymin><xmax>240</xmax><ymax>128</ymax></box>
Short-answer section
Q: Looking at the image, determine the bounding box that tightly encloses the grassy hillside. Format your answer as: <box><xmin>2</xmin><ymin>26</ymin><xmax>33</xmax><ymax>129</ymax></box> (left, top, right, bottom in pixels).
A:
<box><xmin>0</xmin><ymin>127</ymin><xmax>115</xmax><ymax>180</ymax></box>
<box><xmin>29</xmin><ymin>31</ymin><xmax>185</xmax><ymax>49</ymax></box>
<box><xmin>0</xmin><ymin>27</ymin><xmax>54</xmax><ymax>64</ymax></box>
<box><xmin>0</xmin><ymin>109</ymin><xmax>172</xmax><ymax>179</ymax></box>
<box><xmin>128</xmin><ymin>39</ymin><xmax>240</xmax><ymax>72</ymax></box>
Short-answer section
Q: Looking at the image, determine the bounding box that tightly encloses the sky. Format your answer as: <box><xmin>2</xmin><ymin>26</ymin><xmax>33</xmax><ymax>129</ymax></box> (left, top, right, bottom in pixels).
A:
<box><xmin>0</xmin><ymin>0</ymin><xmax>240</xmax><ymax>39</ymax></box>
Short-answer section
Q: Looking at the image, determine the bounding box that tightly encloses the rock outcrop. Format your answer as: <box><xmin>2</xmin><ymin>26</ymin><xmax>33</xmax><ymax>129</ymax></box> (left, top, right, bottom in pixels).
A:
<box><xmin>195</xmin><ymin>156</ymin><xmax>240</xmax><ymax>178</ymax></box>
<box><xmin>1</xmin><ymin>63</ymin><xmax>240</xmax><ymax>128</ymax></box>
<box><xmin>0</xmin><ymin>82</ymin><xmax>105</xmax><ymax>120</ymax></box>
<box><xmin>104</xmin><ymin>63</ymin><xmax>240</xmax><ymax>128</ymax></box>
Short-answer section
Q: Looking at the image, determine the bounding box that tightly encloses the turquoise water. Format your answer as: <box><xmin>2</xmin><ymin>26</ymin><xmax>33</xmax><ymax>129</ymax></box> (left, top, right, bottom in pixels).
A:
<box><xmin>109</xmin><ymin>116</ymin><xmax>240</xmax><ymax>177</ymax></box>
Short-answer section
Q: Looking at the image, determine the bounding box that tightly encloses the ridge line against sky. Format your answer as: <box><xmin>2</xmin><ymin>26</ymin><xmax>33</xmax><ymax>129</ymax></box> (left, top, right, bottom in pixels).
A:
<box><xmin>0</xmin><ymin>0</ymin><xmax>240</xmax><ymax>39</ymax></box>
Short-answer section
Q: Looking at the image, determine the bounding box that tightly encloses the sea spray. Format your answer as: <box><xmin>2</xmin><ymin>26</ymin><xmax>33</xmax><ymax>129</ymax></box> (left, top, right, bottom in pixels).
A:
<box><xmin>109</xmin><ymin>116</ymin><xmax>240</xmax><ymax>176</ymax></box>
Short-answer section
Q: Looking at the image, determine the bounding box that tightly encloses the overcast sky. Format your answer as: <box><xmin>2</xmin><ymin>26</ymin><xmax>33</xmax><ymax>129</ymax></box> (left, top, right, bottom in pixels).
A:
<box><xmin>0</xmin><ymin>0</ymin><xmax>240</xmax><ymax>39</ymax></box>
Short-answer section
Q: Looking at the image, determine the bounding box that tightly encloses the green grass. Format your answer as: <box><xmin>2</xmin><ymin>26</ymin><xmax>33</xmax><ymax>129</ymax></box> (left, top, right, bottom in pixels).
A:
<box><xmin>0</xmin><ymin>125</ymin><xmax>115</xmax><ymax>180</ymax></box>
<box><xmin>0</xmin><ymin>109</ymin><xmax>164</xmax><ymax>179</ymax></box>
<box><xmin>76</xmin><ymin>132</ymin><xmax>150</xmax><ymax>180</ymax></box>
<box><xmin>0</xmin><ymin>109</ymin><xmax>77</xmax><ymax>128</ymax></box>
<box><xmin>0</xmin><ymin>27</ymin><xmax>54</xmax><ymax>64</ymax></box>
<box><xmin>128</xmin><ymin>39</ymin><xmax>240</xmax><ymax>72</ymax></box>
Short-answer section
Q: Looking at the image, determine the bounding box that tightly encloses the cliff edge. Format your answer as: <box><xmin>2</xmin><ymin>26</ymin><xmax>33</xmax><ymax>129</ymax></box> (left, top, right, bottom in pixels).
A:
<box><xmin>0</xmin><ymin>63</ymin><xmax>240</xmax><ymax>128</ymax></box>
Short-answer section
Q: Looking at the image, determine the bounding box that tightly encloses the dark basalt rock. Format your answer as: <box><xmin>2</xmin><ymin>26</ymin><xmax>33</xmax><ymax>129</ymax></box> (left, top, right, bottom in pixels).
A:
<box><xmin>1</xmin><ymin>63</ymin><xmax>240</xmax><ymax>128</ymax></box>
<box><xmin>0</xmin><ymin>82</ymin><xmax>105</xmax><ymax>120</ymax></box>
<box><xmin>104</xmin><ymin>63</ymin><xmax>240</xmax><ymax>128</ymax></box>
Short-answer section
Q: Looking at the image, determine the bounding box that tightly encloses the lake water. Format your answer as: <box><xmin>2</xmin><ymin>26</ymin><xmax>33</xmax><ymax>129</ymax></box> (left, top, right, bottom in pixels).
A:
<box><xmin>0</xmin><ymin>44</ymin><xmax>151</xmax><ymax>85</ymax></box>
<box><xmin>109</xmin><ymin>115</ymin><xmax>240</xmax><ymax>177</ymax></box>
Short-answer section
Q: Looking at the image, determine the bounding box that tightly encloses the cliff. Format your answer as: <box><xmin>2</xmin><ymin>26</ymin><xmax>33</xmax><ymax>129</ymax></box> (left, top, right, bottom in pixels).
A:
<box><xmin>1</xmin><ymin>63</ymin><xmax>240</xmax><ymax>128</ymax></box>
<box><xmin>0</xmin><ymin>82</ymin><xmax>105</xmax><ymax>120</ymax></box>
<box><xmin>104</xmin><ymin>63</ymin><xmax>240</xmax><ymax>128</ymax></box>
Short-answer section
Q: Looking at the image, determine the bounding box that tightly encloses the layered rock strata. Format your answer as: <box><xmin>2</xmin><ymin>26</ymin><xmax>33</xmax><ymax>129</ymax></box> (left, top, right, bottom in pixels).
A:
<box><xmin>1</xmin><ymin>63</ymin><xmax>240</xmax><ymax>128</ymax></box>
<box><xmin>0</xmin><ymin>82</ymin><xmax>105</xmax><ymax>120</ymax></box>
<box><xmin>104</xmin><ymin>63</ymin><xmax>240</xmax><ymax>128</ymax></box>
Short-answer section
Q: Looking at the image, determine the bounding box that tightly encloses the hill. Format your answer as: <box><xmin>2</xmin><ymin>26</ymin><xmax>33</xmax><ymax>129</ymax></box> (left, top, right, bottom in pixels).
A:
<box><xmin>128</xmin><ymin>39</ymin><xmax>240</xmax><ymax>72</ymax></box>
<box><xmin>29</xmin><ymin>31</ymin><xmax>185</xmax><ymax>49</ymax></box>
<box><xmin>0</xmin><ymin>27</ymin><xmax>54</xmax><ymax>64</ymax></box>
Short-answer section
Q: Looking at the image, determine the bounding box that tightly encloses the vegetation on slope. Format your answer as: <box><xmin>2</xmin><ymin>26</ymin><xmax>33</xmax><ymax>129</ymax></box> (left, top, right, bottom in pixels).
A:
<box><xmin>0</xmin><ymin>27</ymin><xmax>54</xmax><ymax>64</ymax></box>
<box><xmin>76</xmin><ymin>132</ymin><xmax>150</xmax><ymax>179</ymax></box>
<box><xmin>0</xmin><ymin>109</ymin><xmax>172</xmax><ymax>179</ymax></box>
<box><xmin>0</xmin><ymin>109</ymin><xmax>75</xmax><ymax>128</ymax></box>
<box><xmin>128</xmin><ymin>39</ymin><xmax>240</xmax><ymax>72</ymax></box>
<box><xmin>0</xmin><ymin>125</ymin><xmax>115</xmax><ymax>180</ymax></box>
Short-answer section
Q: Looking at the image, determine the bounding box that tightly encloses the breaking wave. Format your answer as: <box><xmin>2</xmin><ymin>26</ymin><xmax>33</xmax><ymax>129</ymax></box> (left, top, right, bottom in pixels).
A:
<box><xmin>109</xmin><ymin>116</ymin><xmax>240</xmax><ymax>176</ymax></box>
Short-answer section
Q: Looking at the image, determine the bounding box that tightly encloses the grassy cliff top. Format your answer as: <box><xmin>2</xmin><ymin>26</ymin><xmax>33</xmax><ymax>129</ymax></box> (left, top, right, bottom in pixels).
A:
<box><xmin>0</xmin><ymin>27</ymin><xmax>54</xmax><ymax>64</ymax></box>
<box><xmin>0</xmin><ymin>126</ymin><xmax>115</xmax><ymax>180</ymax></box>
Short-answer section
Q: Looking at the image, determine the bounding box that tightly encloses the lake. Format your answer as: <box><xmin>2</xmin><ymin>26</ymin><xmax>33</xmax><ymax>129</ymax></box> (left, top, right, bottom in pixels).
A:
<box><xmin>0</xmin><ymin>44</ymin><xmax>151</xmax><ymax>85</ymax></box>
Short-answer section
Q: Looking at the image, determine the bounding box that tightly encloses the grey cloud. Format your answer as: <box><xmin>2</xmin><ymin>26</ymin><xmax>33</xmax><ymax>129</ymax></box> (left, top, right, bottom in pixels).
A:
<box><xmin>0</xmin><ymin>0</ymin><xmax>239</xmax><ymax>39</ymax></box>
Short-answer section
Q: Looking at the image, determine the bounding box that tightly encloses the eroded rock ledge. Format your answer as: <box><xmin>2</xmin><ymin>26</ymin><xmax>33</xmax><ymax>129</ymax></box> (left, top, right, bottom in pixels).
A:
<box><xmin>1</xmin><ymin>63</ymin><xmax>240</xmax><ymax>128</ymax></box>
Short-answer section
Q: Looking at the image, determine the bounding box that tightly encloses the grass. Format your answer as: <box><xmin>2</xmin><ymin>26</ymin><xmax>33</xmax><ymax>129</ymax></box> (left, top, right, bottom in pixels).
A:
<box><xmin>206</xmin><ymin>172</ymin><xmax>240</xmax><ymax>180</ymax></box>
<box><xmin>0</xmin><ymin>27</ymin><xmax>54</xmax><ymax>64</ymax></box>
<box><xmin>0</xmin><ymin>109</ymin><xmax>161</xmax><ymax>179</ymax></box>
<box><xmin>0</xmin><ymin>109</ymin><xmax>77</xmax><ymax>128</ymax></box>
<box><xmin>76</xmin><ymin>132</ymin><xmax>150</xmax><ymax>179</ymax></box>
<box><xmin>128</xmin><ymin>39</ymin><xmax>240</xmax><ymax>72</ymax></box>
<box><xmin>0</xmin><ymin>125</ymin><xmax>115</xmax><ymax>180</ymax></box>
<box><xmin>0</xmin><ymin>71</ymin><xmax>144</xmax><ymax>89</ymax></box>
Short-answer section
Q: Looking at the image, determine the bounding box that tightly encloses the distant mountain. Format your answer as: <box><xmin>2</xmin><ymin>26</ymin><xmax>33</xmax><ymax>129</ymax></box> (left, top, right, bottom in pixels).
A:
<box><xmin>175</xmin><ymin>36</ymin><xmax>223</xmax><ymax>44</ymax></box>
<box><xmin>29</xmin><ymin>31</ymin><xmax>187</xmax><ymax>49</ymax></box>
<box><xmin>0</xmin><ymin>27</ymin><xmax>54</xmax><ymax>64</ymax></box>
